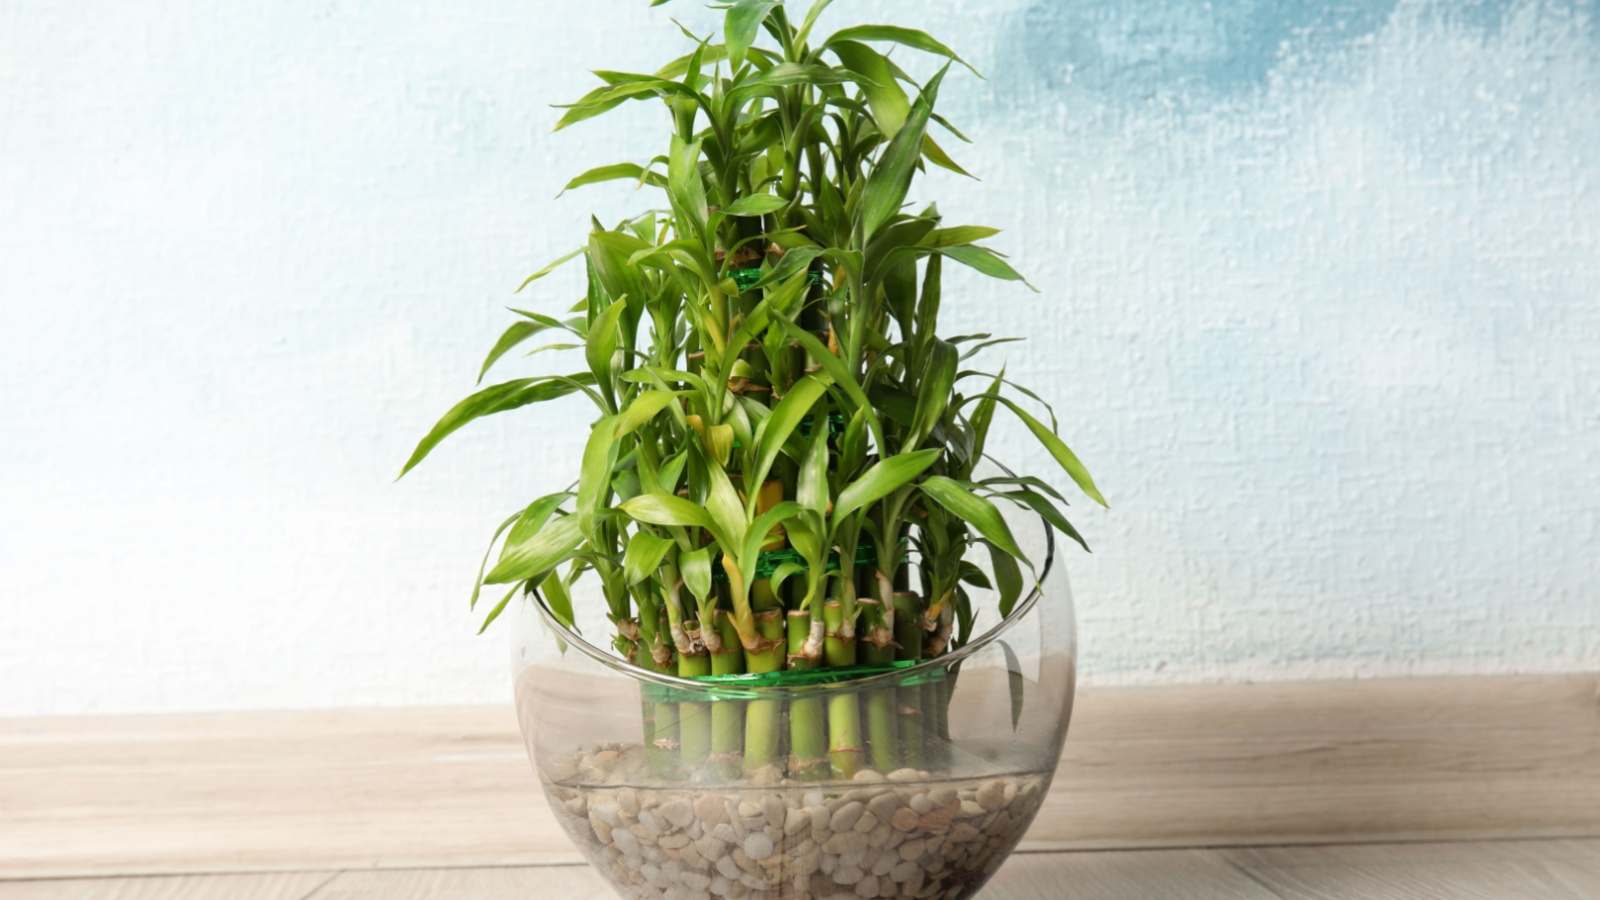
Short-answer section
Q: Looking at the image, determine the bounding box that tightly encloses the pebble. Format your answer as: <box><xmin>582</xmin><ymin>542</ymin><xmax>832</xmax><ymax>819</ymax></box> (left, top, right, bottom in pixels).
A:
<box><xmin>546</xmin><ymin>748</ymin><xmax>1048</xmax><ymax>900</ymax></box>
<box><xmin>660</xmin><ymin>798</ymin><xmax>695</xmax><ymax>829</ymax></box>
<box><xmin>743</xmin><ymin>832</ymin><xmax>775</xmax><ymax>861</ymax></box>
<box><xmin>830</xmin><ymin>800</ymin><xmax>865</xmax><ymax>832</ymax></box>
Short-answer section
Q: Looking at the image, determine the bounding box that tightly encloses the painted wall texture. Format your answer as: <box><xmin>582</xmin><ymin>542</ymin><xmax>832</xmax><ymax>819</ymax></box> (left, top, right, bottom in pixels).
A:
<box><xmin>2</xmin><ymin>0</ymin><xmax>1597</xmax><ymax>715</ymax></box>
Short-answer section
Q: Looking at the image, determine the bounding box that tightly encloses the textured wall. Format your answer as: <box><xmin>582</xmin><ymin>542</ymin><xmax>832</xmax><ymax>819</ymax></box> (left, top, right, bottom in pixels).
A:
<box><xmin>2</xmin><ymin>0</ymin><xmax>1597</xmax><ymax>715</ymax></box>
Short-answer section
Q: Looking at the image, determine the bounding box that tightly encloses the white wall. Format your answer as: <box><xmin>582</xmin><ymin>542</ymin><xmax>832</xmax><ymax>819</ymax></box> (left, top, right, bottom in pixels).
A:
<box><xmin>2</xmin><ymin>0</ymin><xmax>1597</xmax><ymax>716</ymax></box>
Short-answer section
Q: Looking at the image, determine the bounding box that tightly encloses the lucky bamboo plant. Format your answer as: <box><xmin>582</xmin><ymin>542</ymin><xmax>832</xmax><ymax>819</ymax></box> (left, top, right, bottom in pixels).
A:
<box><xmin>401</xmin><ymin>0</ymin><xmax>1104</xmax><ymax>782</ymax></box>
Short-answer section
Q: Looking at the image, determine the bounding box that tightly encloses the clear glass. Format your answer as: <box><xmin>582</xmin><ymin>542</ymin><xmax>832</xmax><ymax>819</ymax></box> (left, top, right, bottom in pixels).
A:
<box><xmin>510</xmin><ymin>505</ymin><xmax>1075</xmax><ymax>900</ymax></box>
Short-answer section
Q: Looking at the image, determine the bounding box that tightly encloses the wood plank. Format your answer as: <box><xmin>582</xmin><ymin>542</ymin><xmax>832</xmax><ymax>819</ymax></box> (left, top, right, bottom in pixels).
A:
<box><xmin>295</xmin><ymin>851</ymin><xmax>1281</xmax><ymax>900</ymax></box>
<box><xmin>1</xmin><ymin>674</ymin><xmax>1596</xmax><ymax>878</ymax></box>
<box><xmin>1225</xmin><ymin>838</ymin><xmax>1600</xmax><ymax>900</ymax></box>
<box><xmin>0</xmin><ymin>872</ymin><xmax>331</xmax><ymax>900</ymax></box>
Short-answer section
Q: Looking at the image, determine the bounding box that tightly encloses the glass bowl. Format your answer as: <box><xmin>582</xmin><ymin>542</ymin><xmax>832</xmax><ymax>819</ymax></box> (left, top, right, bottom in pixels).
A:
<box><xmin>510</xmin><ymin>509</ymin><xmax>1075</xmax><ymax>899</ymax></box>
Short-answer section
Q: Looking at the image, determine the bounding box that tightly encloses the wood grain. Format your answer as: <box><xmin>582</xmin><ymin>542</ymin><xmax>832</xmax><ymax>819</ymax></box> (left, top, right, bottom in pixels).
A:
<box><xmin>0</xmin><ymin>872</ymin><xmax>332</xmax><ymax>900</ymax></box>
<box><xmin>1223</xmin><ymin>839</ymin><xmax>1600</xmax><ymax>900</ymax></box>
<box><xmin>2</xmin><ymin>674</ymin><xmax>1596</xmax><ymax>879</ymax></box>
<box><xmin>3</xmin><ymin>842</ymin><xmax>1598</xmax><ymax>899</ymax></box>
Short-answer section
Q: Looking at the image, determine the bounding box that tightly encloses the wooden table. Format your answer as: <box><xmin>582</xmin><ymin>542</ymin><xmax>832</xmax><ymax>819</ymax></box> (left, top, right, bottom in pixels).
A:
<box><xmin>3</xmin><ymin>840</ymin><xmax>1598</xmax><ymax>899</ymax></box>
<box><xmin>4</xmin><ymin>674</ymin><xmax>1597</xmax><ymax>898</ymax></box>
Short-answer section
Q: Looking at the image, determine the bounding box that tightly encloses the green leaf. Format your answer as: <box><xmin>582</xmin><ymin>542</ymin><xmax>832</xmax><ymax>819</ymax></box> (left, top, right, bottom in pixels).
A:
<box><xmin>613</xmin><ymin>390</ymin><xmax>680</xmax><ymax>439</ymax></box>
<box><xmin>538</xmin><ymin>570</ymin><xmax>576</xmax><ymax>633</ymax></box>
<box><xmin>967</xmin><ymin>368</ymin><xmax>1003</xmax><ymax>471</ymax></box>
<box><xmin>575</xmin><ymin>417</ymin><xmax>617</xmax><ymax>535</ymax></box>
<box><xmin>993</xmin><ymin>396</ymin><xmax>1107</xmax><ymax>507</ymax></box>
<box><xmin>797</xmin><ymin>415</ymin><xmax>830</xmax><ymax>517</ymax></box>
<box><xmin>823</xmin><ymin>25</ymin><xmax>979</xmax><ymax>76</ymax></box>
<box><xmin>919</xmin><ymin>475</ymin><xmax>1024</xmax><ymax>560</ymax></box>
<box><xmin>667</xmin><ymin>134</ymin><xmax>710</xmax><ymax>242</ymax></box>
<box><xmin>469</xmin><ymin>509</ymin><xmax>523</xmax><ymax>611</ymax></box>
<box><xmin>623</xmin><ymin>531</ymin><xmax>676</xmax><ymax>586</ymax></box>
<box><xmin>906</xmin><ymin>339</ymin><xmax>957</xmax><ymax>450</ymax></box>
<box><xmin>832</xmin><ymin>448</ymin><xmax>942</xmax><ymax>524</ymax></box>
<box><xmin>744</xmin><ymin>246</ymin><xmax>822</xmax><ymax>292</ymax></box>
<box><xmin>725</xmin><ymin>0</ymin><xmax>781</xmax><ymax>69</ymax></box>
<box><xmin>924</xmin><ymin>225</ymin><xmax>1001</xmax><ymax>248</ymax></box>
<box><xmin>829</xmin><ymin>40</ymin><xmax>910</xmax><ymax>137</ymax></box>
<box><xmin>703</xmin><ymin>463</ymin><xmax>748</xmax><ymax>550</ymax></box>
<box><xmin>750</xmin><ymin>374</ymin><xmax>830</xmax><ymax>492</ymax></box>
<box><xmin>516</xmin><ymin>247</ymin><xmax>582</xmax><ymax>292</ymax></box>
<box><xmin>501</xmin><ymin>492</ymin><xmax>573</xmax><ymax>558</ymax></box>
<box><xmin>560</xmin><ymin>162</ymin><xmax>663</xmax><ymax>195</ymax></box>
<box><xmin>941</xmin><ymin>244</ymin><xmax>1033</xmax><ymax>288</ymax></box>
<box><xmin>793</xmin><ymin>0</ymin><xmax>835</xmax><ymax>49</ymax></box>
<box><xmin>720</xmin><ymin>193</ymin><xmax>787</xmax><ymax>217</ymax></box>
<box><xmin>859</xmin><ymin>66</ymin><xmax>946</xmax><ymax>240</ymax></box>
<box><xmin>478</xmin><ymin>320</ymin><xmax>543</xmax><ymax>383</ymax></box>
<box><xmin>399</xmin><ymin>376</ymin><xmax>592</xmax><ymax>477</ymax></box>
<box><xmin>681</xmin><ymin>546</ymin><xmax>713</xmax><ymax>602</ymax></box>
<box><xmin>998</xmin><ymin>639</ymin><xmax>1025</xmax><ymax>731</ymax></box>
<box><xmin>777</xmin><ymin>319</ymin><xmax>885</xmax><ymax>454</ymax></box>
<box><xmin>584</xmin><ymin>297</ymin><xmax>627</xmax><ymax>388</ymax></box>
<box><xmin>620</xmin><ymin>492</ymin><xmax>719</xmax><ymax>536</ymax></box>
<box><xmin>485</xmin><ymin>514</ymin><xmax>584</xmax><ymax>584</ymax></box>
<box><xmin>477</xmin><ymin>583</ymin><xmax>521</xmax><ymax>635</ymax></box>
<box><xmin>922</xmin><ymin>134</ymin><xmax>973</xmax><ymax>178</ymax></box>
<box><xmin>994</xmin><ymin>487</ymin><xmax>1091</xmax><ymax>553</ymax></box>
<box><xmin>987</xmin><ymin>540</ymin><xmax>1024</xmax><ymax>617</ymax></box>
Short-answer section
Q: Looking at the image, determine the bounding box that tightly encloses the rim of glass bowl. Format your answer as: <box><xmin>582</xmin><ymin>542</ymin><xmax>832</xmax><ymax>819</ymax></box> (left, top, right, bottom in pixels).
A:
<box><xmin>526</xmin><ymin>511</ymin><xmax>1057</xmax><ymax>697</ymax></box>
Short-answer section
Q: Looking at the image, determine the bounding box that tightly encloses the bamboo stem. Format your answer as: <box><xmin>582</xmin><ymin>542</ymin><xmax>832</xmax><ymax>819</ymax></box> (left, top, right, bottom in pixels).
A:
<box><xmin>823</xmin><ymin>597</ymin><xmax>861</xmax><ymax>778</ymax></box>
<box><xmin>785</xmin><ymin>609</ymin><xmax>828</xmax><ymax>780</ymax></box>
<box><xmin>709</xmin><ymin>610</ymin><xmax>744</xmax><ymax>779</ymax></box>
<box><xmin>859</xmin><ymin>598</ymin><xmax>898</xmax><ymax>773</ymax></box>
<box><xmin>892</xmin><ymin>591</ymin><xmax>926</xmax><ymax>771</ymax></box>
<box><xmin>677</xmin><ymin>621</ymin><xmax>711</xmax><ymax>772</ymax></box>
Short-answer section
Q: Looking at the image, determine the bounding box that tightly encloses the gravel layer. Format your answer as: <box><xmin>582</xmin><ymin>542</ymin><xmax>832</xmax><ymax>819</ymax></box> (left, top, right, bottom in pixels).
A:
<box><xmin>541</xmin><ymin>747</ymin><xmax>1047</xmax><ymax>900</ymax></box>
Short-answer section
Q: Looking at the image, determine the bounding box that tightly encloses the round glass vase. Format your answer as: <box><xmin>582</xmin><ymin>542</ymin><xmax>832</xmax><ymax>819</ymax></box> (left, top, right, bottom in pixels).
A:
<box><xmin>510</xmin><ymin>512</ymin><xmax>1075</xmax><ymax>900</ymax></box>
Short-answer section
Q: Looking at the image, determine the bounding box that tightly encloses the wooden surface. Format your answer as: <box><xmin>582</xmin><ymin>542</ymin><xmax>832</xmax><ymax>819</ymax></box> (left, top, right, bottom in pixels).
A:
<box><xmin>3</xmin><ymin>674</ymin><xmax>1597</xmax><ymax>880</ymax></box>
<box><xmin>3</xmin><ymin>842</ymin><xmax>1598</xmax><ymax>899</ymax></box>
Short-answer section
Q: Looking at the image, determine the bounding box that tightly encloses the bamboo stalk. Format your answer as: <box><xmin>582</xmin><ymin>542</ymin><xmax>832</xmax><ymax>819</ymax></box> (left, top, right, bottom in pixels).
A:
<box><xmin>892</xmin><ymin>591</ymin><xmax>926</xmax><ymax>771</ymax></box>
<box><xmin>677</xmin><ymin>621</ymin><xmax>711</xmax><ymax>772</ymax></box>
<box><xmin>708</xmin><ymin>610</ymin><xmax>744</xmax><ymax>779</ymax></box>
<box><xmin>823</xmin><ymin>595</ymin><xmax>862</xmax><ymax>778</ymax></box>
<box><xmin>858</xmin><ymin>598</ymin><xmax>898</xmax><ymax>772</ymax></box>
<box><xmin>742</xmin><ymin>609</ymin><xmax>786</xmax><ymax>774</ymax></box>
<box><xmin>785</xmin><ymin>609</ymin><xmax>828</xmax><ymax>780</ymax></box>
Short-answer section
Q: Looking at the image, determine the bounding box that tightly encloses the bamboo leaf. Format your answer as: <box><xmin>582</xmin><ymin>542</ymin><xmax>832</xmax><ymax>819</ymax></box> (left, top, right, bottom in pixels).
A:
<box><xmin>823</xmin><ymin>25</ymin><xmax>979</xmax><ymax>76</ymax></box>
<box><xmin>620</xmin><ymin>492</ymin><xmax>718</xmax><ymax>535</ymax></box>
<box><xmin>906</xmin><ymin>339</ymin><xmax>957</xmax><ymax>450</ymax></box>
<box><xmin>751</xmin><ymin>374</ymin><xmax>830</xmax><ymax>491</ymax></box>
<box><xmin>797</xmin><ymin>416</ymin><xmax>830</xmax><ymax>517</ymax></box>
<box><xmin>994</xmin><ymin>487</ymin><xmax>1091</xmax><ymax>553</ymax></box>
<box><xmin>829</xmin><ymin>40</ymin><xmax>909</xmax><ymax>136</ymax></box>
<box><xmin>478</xmin><ymin>320</ymin><xmax>553</xmax><ymax>383</ymax></box>
<box><xmin>777</xmin><ymin>319</ymin><xmax>886</xmax><ymax>454</ymax></box>
<box><xmin>584</xmin><ymin>297</ymin><xmax>627</xmax><ymax>389</ymax></box>
<box><xmin>833</xmin><ymin>448</ymin><xmax>942</xmax><ymax>524</ymax></box>
<box><xmin>681</xmin><ymin>546</ymin><xmax>713</xmax><ymax>602</ymax></box>
<box><xmin>560</xmin><ymin>162</ymin><xmax>664</xmax><ymax>195</ymax></box>
<box><xmin>516</xmin><ymin>247</ymin><xmax>582</xmax><ymax>292</ymax></box>
<box><xmin>485</xmin><ymin>513</ymin><xmax>584</xmax><ymax>584</ymax></box>
<box><xmin>575</xmin><ymin>416</ymin><xmax>617</xmax><ymax>535</ymax></box>
<box><xmin>993</xmin><ymin>396</ymin><xmax>1107</xmax><ymax>507</ymax></box>
<box><xmin>538</xmin><ymin>570</ymin><xmax>576</xmax><ymax>633</ymax></box>
<box><xmin>704</xmin><ymin>463</ymin><xmax>748</xmax><ymax>550</ymax></box>
<box><xmin>794</xmin><ymin>0</ymin><xmax>835</xmax><ymax>49</ymax></box>
<box><xmin>720</xmin><ymin>193</ymin><xmax>787</xmax><ymax>217</ymax></box>
<box><xmin>667</xmin><ymin>134</ymin><xmax>710</xmax><ymax>242</ymax></box>
<box><xmin>919</xmin><ymin>475</ymin><xmax>1024</xmax><ymax>559</ymax></box>
<box><xmin>399</xmin><ymin>376</ymin><xmax>593</xmax><ymax>477</ymax></box>
<box><xmin>860</xmin><ymin>66</ymin><xmax>946</xmax><ymax>240</ymax></box>
<box><xmin>613</xmin><ymin>390</ymin><xmax>681</xmax><ymax>439</ymax></box>
<box><xmin>477</xmin><ymin>583</ymin><xmax>522</xmax><ymax>634</ymax></box>
<box><xmin>469</xmin><ymin>509</ymin><xmax>523</xmax><ymax>611</ymax></box>
<box><xmin>998</xmin><ymin>638</ymin><xmax>1025</xmax><ymax>731</ymax></box>
<box><xmin>725</xmin><ymin>0</ymin><xmax>781</xmax><ymax>69</ymax></box>
<box><xmin>924</xmin><ymin>225</ymin><xmax>1001</xmax><ymax>248</ymax></box>
<box><xmin>987</xmin><ymin>540</ymin><xmax>1024</xmax><ymax>617</ymax></box>
<box><xmin>940</xmin><ymin>244</ymin><xmax>1034</xmax><ymax>288</ymax></box>
<box><xmin>922</xmin><ymin>134</ymin><xmax>973</xmax><ymax>178</ymax></box>
<box><xmin>624</xmin><ymin>531</ymin><xmax>676</xmax><ymax>586</ymax></box>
